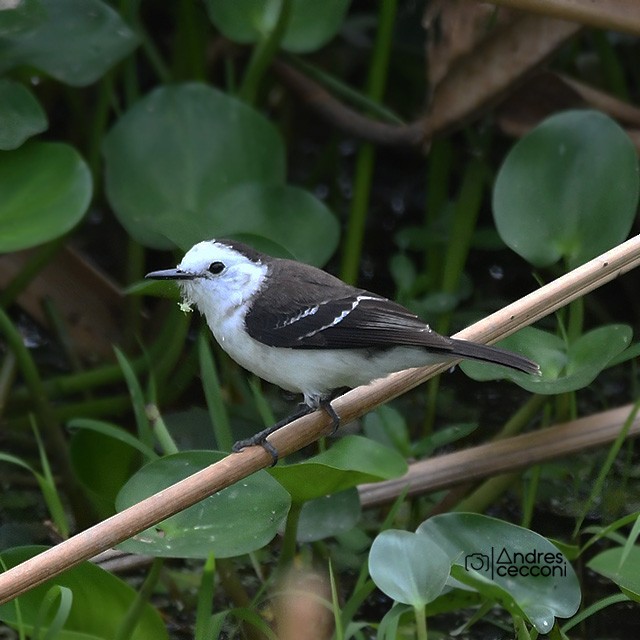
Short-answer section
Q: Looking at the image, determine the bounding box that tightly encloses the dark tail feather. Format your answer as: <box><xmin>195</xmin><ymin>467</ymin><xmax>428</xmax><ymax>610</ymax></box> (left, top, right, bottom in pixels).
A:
<box><xmin>447</xmin><ymin>338</ymin><xmax>540</xmax><ymax>375</ymax></box>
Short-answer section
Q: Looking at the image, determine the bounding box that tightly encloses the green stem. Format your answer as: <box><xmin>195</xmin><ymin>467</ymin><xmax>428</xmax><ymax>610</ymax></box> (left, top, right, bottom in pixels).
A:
<box><xmin>174</xmin><ymin>0</ymin><xmax>207</xmax><ymax>80</ymax></box>
<box><xmin>239</xmin><ymin>0</ymin><xmax>292</xmax><ymax>104</ymax></box>
<box><xmin>0</xmin><ymin>307</ymin><xmax>94</xmax><ymax>523</ymax></box>
<box><xmin>439</xmin><ymin>159</ymin><xmax>485</xmax><ymax>298</ymax></box>
<box><xmin>454</xmin><ymin>471</ymin><xmax>520</xmax><ymax>513</ymax></box>
<box><xmin>5</xmin><ymin>396</ymin><xmax>131</xmax><ymax>431</ymax></box>
<box><xmin>567</xmin><ymin>295</ymin><xmax>584</xmax><ymax>344</ymax></box>
<box><xmin>278</xmin><ymin>501</ymin><xmax>302</xmax><ymax>573</ymax></box>
<box><xmin>147</xmin><ymin>404</ymin><xmax>179</xmax><ymax>455</ymax></box>
<box><xmin>287</xmin><ymin>55</ymin><xmax>405</xmax><ymax>125</ymax></box>
<box><xmin>0</xmin><ymin>350</ymin><xmax>17</xmax><ymax>419</ymax></box>
<box><xmin>87</xmin><ymin>71</ymin><xmax>113</xmax><ymax>186</ymax></box>
<box><xmin>493</xmin><ymin>394</ymin><xmax>547</xmax><ymax>440</ymax></box>
<box><xmin>195</xmin><ymin>554</ymin><xmax>216</xmax><ymax>640</ymax></box>
<box><xmin>341</xmin><ymin>143</ymin><xmax>375</xmax><ymax>284</ymax></box>
<box><xmin>424</xmin><ymin>139</ymin><xmax>454</xmax><ymax>279</ymax></box>
<box><xmin>340</xmin><ymin>0</ymin><xmax>398</xmax><ymax>283</ymax></box>
<box><xmin>120</xmin><ymin>0</ymin><xmax>171</xmax><ymax>85</ymax></box>
<box><xmin>115</xmin><ymin>557</ymin><xmax>164</xmax><ymax>640</ymax></box>
<box><xmin>423</xmin><ymin>159</ymin><xmax>486</xmax><ymax>434</ymax></box>
<box><xmin>124</xmin><ymin>240</ymin><xmax>145</xmax><ymax>345</ymax></box>
<box><xmin>414</xmin><ymin>605</ymin><xmax>428</xmax><ymax>640</ymax></box>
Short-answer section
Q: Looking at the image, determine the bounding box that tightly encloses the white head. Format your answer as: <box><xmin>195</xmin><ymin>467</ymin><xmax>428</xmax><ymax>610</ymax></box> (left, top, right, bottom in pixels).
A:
<box><xmin>146</xmin><ymin>239</ymin><xmax>269</xmax><ymax>320</ymax></box>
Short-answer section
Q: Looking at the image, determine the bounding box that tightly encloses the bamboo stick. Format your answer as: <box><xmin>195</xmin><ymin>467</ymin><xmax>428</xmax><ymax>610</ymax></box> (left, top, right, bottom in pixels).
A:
<box><xmin>0</xmin><ymin>234</ymin><xmax>639</xmax><ymax>604</ymax></box>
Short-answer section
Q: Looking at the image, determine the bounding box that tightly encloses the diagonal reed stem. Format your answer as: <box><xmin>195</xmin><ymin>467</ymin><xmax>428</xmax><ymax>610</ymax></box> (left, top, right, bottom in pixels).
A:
<box><xmin>1</xmin><ymin>234</ymin><xmax>640</xmax><ymax>604</ymax></box>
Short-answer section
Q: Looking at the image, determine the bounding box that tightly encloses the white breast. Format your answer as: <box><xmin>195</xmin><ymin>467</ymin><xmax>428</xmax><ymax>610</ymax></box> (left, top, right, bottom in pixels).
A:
<box><xmin>207</xmin><ymin>304</ymin><xmax>445</xmax><ymax>407</ymax></box>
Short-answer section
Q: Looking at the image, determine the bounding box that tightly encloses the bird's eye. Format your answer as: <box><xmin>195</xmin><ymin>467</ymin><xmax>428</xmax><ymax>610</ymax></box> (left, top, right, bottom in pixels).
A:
<box><xmin>208</xmin><ymin>261</ymin><xmax>225</xmax><ymax>275</ymax></box>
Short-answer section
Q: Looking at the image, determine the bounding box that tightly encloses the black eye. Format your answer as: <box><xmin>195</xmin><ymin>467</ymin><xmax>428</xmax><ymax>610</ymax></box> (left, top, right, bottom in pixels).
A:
<box><xmin>208</xmin><ymin>261</ymin><xmax>225</xmax><ymax>275</ymax></box>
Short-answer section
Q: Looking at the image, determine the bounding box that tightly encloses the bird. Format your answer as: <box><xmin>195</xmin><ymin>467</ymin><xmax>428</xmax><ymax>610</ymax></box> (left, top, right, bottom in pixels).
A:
<box><xmin>146</xmin><ymin>239</ymin><xmax>540</xmax><ymax>460</ymax></box>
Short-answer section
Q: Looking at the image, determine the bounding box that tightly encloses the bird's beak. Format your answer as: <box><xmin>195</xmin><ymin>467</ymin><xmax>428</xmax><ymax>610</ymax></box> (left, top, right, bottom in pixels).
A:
<box><xmin>145</xmin><ymin>268</ymin><xmax>196</xmax><ymax>280</ymax></box>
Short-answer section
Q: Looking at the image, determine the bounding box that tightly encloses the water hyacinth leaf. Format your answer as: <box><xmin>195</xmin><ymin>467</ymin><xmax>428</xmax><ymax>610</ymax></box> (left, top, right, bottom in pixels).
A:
<box><xmin>369</xmin><ymin>530</ymin><xmax>451</xmax><ymax>607</ymax></box>
<box><xmin>103</xmin><ymin>83</ymin><xmax>285</xmax><ymax>250</ymax></box>
<box><xmin>205</xmin><ymin>0</ymin><xmax>351</xmax><ymax>53</ymax></box>
<box><xmin>0</xmin><ymin>79</ymin><xmax>47</xmax><ymax>149</ymax></box>
<box><xmin>461</xmin><ymin>324</ymin><xmax>632</xmax><ymax>394</ymax></box>
<box><xmin>69</xmin><ymin>426</ymin><xmax>144</xmax><ymax>518</ymax></box>
<box><xmin>116</xmin><ymin>451</ymin><xmax>290</xmax><ymax>558</ymax></box>
<box><xmin>0</xmin><ymin>0</ymin><xmax>138</xmax><ymax>86</ymax></box>
<box><xmin>587</xmin><ymin>546</ymin><xmax>640</xmax><ymax>601</ymax></box>
<box><xmin>297</xmin><ymin>488</ymin><xmax>361</xmax><ymax>542</ymax></box>
<box><xmin>269</xmin><ymin>435</ymin><xmax>407</xmax><ymax>504</ymax></box>
<box><xmin>494</xmin><ymin>110</ymin><xmax>639</xmax><ymax>268</ymax></box>
<box><xmin>363</xmin><ymin>405</ymin><xmax>411</xmax><ymax>456</ymax></box>
<box><xmin>0</xmin><ymin>0</ymin><xmax>45</xmax><ymax>37</ymax></box>
<box><xmin>0</xmin><ymin>546</ymin><xmax>167</xmax><ymax>639</ymax></box>
<box><xmin>0</xmin><ymin>142</ymin><xmax>92</xmax><ymax>251</ymax></box>
<box><xmin>417</xmin><ymin>513</ymin><xmax>581</xmax><ymax>633</ymax></box>
<box><xmin>104</xmin><ymin>83</ymin><xmax>339</xmax><ymax>263</ymax></box>
<box><xmin>193</xmin><ymin>183</ymin><xmax>340</xmax><ymax>266</ymax></box>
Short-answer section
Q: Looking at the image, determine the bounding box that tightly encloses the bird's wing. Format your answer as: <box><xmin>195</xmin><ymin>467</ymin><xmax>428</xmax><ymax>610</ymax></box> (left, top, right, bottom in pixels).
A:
<box><xmin>245</xmin><ymin>291</ymin><xmax>456</xmax><ymax>351</ymax></box>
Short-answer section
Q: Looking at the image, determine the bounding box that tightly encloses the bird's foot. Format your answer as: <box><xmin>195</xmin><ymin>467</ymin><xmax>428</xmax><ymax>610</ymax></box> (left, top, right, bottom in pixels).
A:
<box><xmin>232</xmin><ymin>404</ymin><xmax>313</xmax><ymax>465</ymax></box>
<box><xmin>320</xmin><ymin>398</ymin><xmax>341</xmax><ymax>435</ymax></box>
<box><xmin>231</xmin><ymin>399</ymin><xmax>342</xmax><ymax>464</ymax></box>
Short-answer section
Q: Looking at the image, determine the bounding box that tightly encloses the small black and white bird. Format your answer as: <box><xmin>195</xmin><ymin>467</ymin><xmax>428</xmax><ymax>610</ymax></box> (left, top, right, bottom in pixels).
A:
<box><xmin>146</xmin><ymin>239</ymin><xmax>539</xmax><ymax>458</ymax></box>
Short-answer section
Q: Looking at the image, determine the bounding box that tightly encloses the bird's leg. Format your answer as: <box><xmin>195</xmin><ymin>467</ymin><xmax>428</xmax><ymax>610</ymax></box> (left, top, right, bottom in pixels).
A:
<box><xmin>232</xmin><ymin>404</ymin><xmax>314</xmax><ymax>464</ymax></box>
<box><xmin>319</xmin><ymin>397</ymin><xmax>341</xmax><ymax>435</ymax></box>
<box><xmin>232</xmin><ymin>395</ymin><xmax>343</xmax><ymax>464</ymax></box>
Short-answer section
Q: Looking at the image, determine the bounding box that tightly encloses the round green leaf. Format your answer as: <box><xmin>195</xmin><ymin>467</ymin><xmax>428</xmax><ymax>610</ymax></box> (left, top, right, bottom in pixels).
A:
<box><xmin>0</xmin><ymin>79</ymin><xmax>47</xmax><ymax>149</ymax></box>
<box><xmin>189</xmin><ymin>183</ymin><xmax>340</xmax><ymax>266</ymax></box>
<box><xmin>205</xmin><ymin>0</ymin><xmax>351</xmax><ymax>53</ymax></box>
<box><xmin>297</xmin><ymin>488</ymin><xmax>361</xmax><ymax>542</ymax></box>
<box><xmin>69</xmin><ymin>426</ymin><xmax>143</xmax><ymax>519</ymax></box>
<box><xmin>0</xmin><ymin>546</ymin><xmax>168</xmax><ymax>640</ymax></box>
<box><xmin>0</xmin><ymin>0</ymin><xmax>138</xmax><ymax>86</ymax></box>
<box><xmin>418</xmin><ymin>513</ymin><xmax>581</xmax><ymax>633</ymax></box>
<box><xmin>0</xmin><ymin>0</ymin><xmax>45</xmax><ymax>37</ymax></box>
<box><xmin>115</xmin><ymin>451</ymin><xmax>291</xmax><ymax>558</ymax></box>
<box><xmin>461</xmin><ymin>324</ymin><xmax>632</xmax><ymax>394</ymax></box>
<box><xmin>369</xmin><ymin>530</ymin><xmax>451</xmax><ymax>607</ymax></box>
<box><xmin>103</xmin><ymin>82</ymin><xmax>285</xmax><ymax>249</ymax></box>
<box><xmin>0</xmin><ymin>141</ymin><xmax>92</xmax><ymax>251</ymax></box>
<box><xmin>269</xmin><ymin>435</ymin><xmax>407</xmax><ymax>504</ymax></box>
<box><xmin>587</xmin><ymin>546</ymin><xmax>640</xmax><ymax>601</ymax></box>
<box><xmin>493</xmin><ymin>110</ymin><xmax>639</xmax><ymax>268</ymax></box>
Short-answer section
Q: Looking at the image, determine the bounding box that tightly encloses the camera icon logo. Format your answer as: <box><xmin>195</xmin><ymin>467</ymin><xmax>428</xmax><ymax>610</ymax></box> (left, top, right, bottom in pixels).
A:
<box><xmin>464</xmin><ymin>552</ymin><xmax>490</xmax><ymax>572</ymax></box>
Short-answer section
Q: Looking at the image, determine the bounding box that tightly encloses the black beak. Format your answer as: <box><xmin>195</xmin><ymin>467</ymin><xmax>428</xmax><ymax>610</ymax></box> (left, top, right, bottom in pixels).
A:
<box><xmin>145</xmin><ymin>268</ymin><xmax>195</xmax><ymax>280</ymax></box>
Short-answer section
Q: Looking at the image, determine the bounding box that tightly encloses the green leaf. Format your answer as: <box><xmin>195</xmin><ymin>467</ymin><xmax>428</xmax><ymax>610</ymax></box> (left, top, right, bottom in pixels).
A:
<box><xmin>103</xmin><ymin>83</ymin><xmax>339</xmax><ymax>264</ymax></box>
<box><xmin>363</xmin><ymin>405</ymin><xmax>411</xmax><ymax>456</ymax></box>
<box><xmin>0</xmin><ymin>0</ymin><xmax>138</xmax><ymax>86</ymax></box>
<box><xmin>369</xmin><ymin>530</ymin><xmax>451</xmax><ymax>607</ymax></box>
<box><xmin>0</xmin><ymin>79</ymin><xmax>47</xmax><ymax>149</ymax></box>
<box><xmin>103</xmin><ymin>82</ymin><xmax>284</xmax><ymax>250</ymax></box>
<box><xmin>69</xmin><ymin>425</ymin><xmax>145</xmax><ymax>518</ymax></box>
<box><xmin>194</xmin><ymin>183</ymin><xmax>340</xmax><ymax>266</ymax></box>
<box><xmin>461</xmin><ymin>324</ymin><xmax>632</xmax><ymax>394</ymax></box>
<box><xmin>493</xmin><ymin>110</ymin><xmax>639</xmax><ymax>268</ymax></box>
<box><xmin>116</xmin><ymin>451</ymin><xmax>291</xmax><ymax>558</ymax></box>
<box><xmin>68</xmin><ymin>418</ymin><xmax>158</xmax><ymax>461</ymax></box>
<box><xmin>297</xmin><ymin>488</ymin><xmax>361</xmax><ymax>542</ymax></box>
<box><xmin>418</xmin><ymin>513</ymin><xmax>581</xmax><ymax>633</ymax></box>
<box><xmin>205</xmin><ymin>0</ymin><xmax>351</xmax><ymax>53</ymax></box>
<box><xmin>0</xmin><ymin>546</ymin><xmax>167</xmax><ymax>640</ymax></box>
<box><xmin>268</xmin><ymin>435</ymin><xmax>407</xmax><ymax>503</ymax></box>
<box><xmin>0</xmin><ymin>0</ymin><xmax>45</xmax><ymax>37</ymax></box>
<box><xmin>587</xmin><ymin>546</ymin><xmax>640</xmax><ymax>601</ymax></box>
<box><xmin>0</xmin><ymin>141</ymin><xmax>92</xmax><ymax>251</ymax></box>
